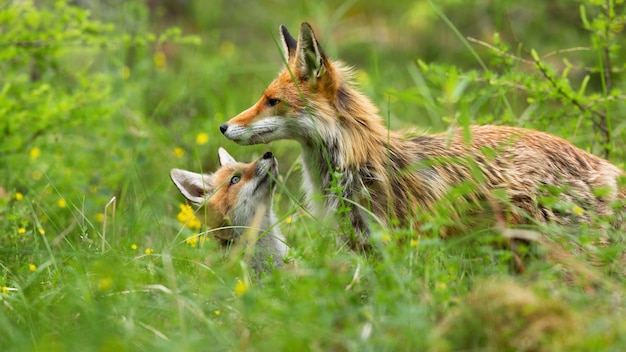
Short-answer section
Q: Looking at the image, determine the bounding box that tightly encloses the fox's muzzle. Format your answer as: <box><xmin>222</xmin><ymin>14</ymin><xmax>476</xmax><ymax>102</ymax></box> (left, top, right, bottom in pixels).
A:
<box><xmin>252</xmin><ymin>151</ymin><xmax>278</xmax><ymax>195</ymax></box>
<box><xmin>256</xmin><ymin>151</ymin><xmax>278</xmax><ymax>178</ymax></box>
<box><xmin>219</xmin><ymin>122</ymin><xmax>253</xmax><ymax>145</ymax></box>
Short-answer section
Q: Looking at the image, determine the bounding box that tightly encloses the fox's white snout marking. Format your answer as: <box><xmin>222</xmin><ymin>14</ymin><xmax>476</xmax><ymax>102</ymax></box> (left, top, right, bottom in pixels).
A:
<box><xmin>221</xmin><ymin>117</ymin><xmax>295</xmax><ymax>145</ymax></box>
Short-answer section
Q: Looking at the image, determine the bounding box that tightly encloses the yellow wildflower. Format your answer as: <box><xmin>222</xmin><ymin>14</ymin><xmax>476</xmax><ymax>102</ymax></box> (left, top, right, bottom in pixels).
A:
<box><xmin>285</xmin><ymin>217</ymin><xmax>292</xmax><ymax>224</ymax></box>
<box><xmin>145</xmin><ymin>248</ymin><xmax>153</xmax><ymax>255</ymax></box>
<box><xmin>410</xmin><ymin>239</ymin><xmax>419</xmax><ymax>247</ymax></box>
<box><xmin>38</xmin><ymin>228</ymin><xmax>45</xmax><ymax>235</ymax></box>
<box><xmin>185</xmin><ymin>235</ymin><xmax>198</xmax><ymax>248</ymax></box>
<box><xmin>1</xmin><ymin>286</ymin><xmax>8</xmax><ymax>294</ymax></box>
<box><xmin>177</xmin><ymin>204</ymin><xmax>202</xmax><ymax>229</ymax></box>
<box><xmin>131</xmin><ymin>244</ymin><xmax>137</xmax><ymax>250</ymax></box>
<box><xmin>57</xmin><ymin>198</ymin><xmax>67</xmax><ymax>208</ymax></box>
<box><xmin>173</xmin><ymin>147</ymin><xmax>185</xmax><ymax>158</ymax></box>
<box><xmin>186</xmin><ymin>234</ymin><xmax>208</xmax><ymax>248</ymax></box>
<box><xmin>95</xmin><ymin>213</ymin><xmax>105</xmax><ymax>223</ymax></box>
<box><xmin>15</xmin><ymin>192</ymin><xmax>23</xmax><ymax>201</ymax></box>
<box><xmin>195</xmin><ymin>132</ymin><xmax>209</xmax><ymax>145</ymax></box>
<box><xmin>234</xmin><ymin>279</ymin><xmax>249</xmax><ymax>296</ymax></box>
<box><xmin>214</xmin><ymin>309</ymin><xmax>221</xmax><ymax>316</ymax></box>
<box><xmin>572</xmin><ymin>205</ymin><xmax>584</xmax><ymax>216</ymax></box>
<box><xmin>29</xmin><ymin>147</ymin><xmax>41</xmax><ymax>160</ymax></box>
<box><xmin>28</xmin><ymin>264</ymin><xmax>36</xmax><ymax>272</ymax></box>
<box><xmin>17</xmin><ymin>227</ymin><xmax>26</xmax><ymax>234</ymax></box>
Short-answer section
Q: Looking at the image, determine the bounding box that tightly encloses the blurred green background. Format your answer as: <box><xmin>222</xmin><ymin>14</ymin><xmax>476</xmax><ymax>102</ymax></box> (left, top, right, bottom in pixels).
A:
<box><xmin>3</xmin><ymin>0</ymin><xmax>624</xmax><ymax>230</ymax></box>
<box><xmin>1</xmin><ymin>0</ymin><xmax>625</xmax><ymax>350</ymax></box>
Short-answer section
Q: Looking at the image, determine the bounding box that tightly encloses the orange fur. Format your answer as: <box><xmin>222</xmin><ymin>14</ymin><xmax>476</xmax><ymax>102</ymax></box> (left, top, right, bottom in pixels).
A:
<box><xmin>207</xmin><ymin>161</ymin><xmax>258</xmax><ymax>217</ymax></box>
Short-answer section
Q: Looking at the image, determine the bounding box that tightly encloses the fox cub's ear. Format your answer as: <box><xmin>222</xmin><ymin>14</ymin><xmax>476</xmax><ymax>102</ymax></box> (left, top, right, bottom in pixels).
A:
<box><xmin>170</xmin><ymin>169</ymin><xmax>214</xmax><ymax>205</ymax></box>
<box><xmin>295</xmin><ymin>22</ymin><xmax>327</xmax><ymax>80</ymax></box>
<box><xmin>218</xmin><ymin>147</ymin><xmax>237</xmax><ymax>166</ymax></box>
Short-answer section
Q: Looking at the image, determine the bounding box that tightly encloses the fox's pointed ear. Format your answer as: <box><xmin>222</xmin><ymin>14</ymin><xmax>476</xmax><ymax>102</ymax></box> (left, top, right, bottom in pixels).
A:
<box><xmin>218</xmin><ymin>147</ymin><xmax>237</xmax><ymax>166</ymax></box>
<box><xmin>280</xmin><ymin>24</ymin><xmax>297</xmax><ymax>61</ymax></box>
<box><xmin>170</xmin><ymin>169</ymin><xmax>214</xmax><ymax>205</ymax></box>
<box><xmin>295</xmin><ymin>22</ymin><xmax>327</xmax><ymax>80</ymax></box>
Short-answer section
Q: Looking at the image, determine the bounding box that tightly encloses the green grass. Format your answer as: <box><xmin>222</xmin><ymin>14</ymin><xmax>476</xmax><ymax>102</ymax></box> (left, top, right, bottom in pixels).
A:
<box><xmin>2</xmin><ymin>204</ymin><xmax>625</xmax><ymax>351</ymax></box>
<box><xmin>1</xmin><ymin>1</ymin><xmax>626</xmax><ymax>351</ymax></box>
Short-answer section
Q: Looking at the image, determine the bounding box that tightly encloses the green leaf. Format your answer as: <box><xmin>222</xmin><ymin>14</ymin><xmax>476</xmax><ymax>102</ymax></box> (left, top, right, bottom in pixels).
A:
<box><xmin>580</xmin><ymin>4</ymin><xmax>590</xmax><ymax>29</ymax></box>
<box><xmin>530</xmin><ymin>49</ymin><xmax>540</xmax><ymax>61</ymax></box>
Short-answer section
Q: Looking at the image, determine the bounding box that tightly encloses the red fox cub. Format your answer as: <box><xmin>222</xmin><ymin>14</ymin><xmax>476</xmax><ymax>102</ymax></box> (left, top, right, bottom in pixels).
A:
<box><xmin>170</xmin><ymin>148</ymin><xmax>288</xmax><ymax>271</ymax></box>
<box><xmin>220</xmin><ymin>22</ymin><xmax>626</xmax><ymax>248</ymax></box>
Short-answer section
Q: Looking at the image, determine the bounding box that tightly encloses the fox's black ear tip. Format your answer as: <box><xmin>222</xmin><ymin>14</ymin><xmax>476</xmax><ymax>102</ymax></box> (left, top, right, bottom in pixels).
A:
<box><xmin>299</xmin><ymin>22</ymin><xmax>315</xmax><ymax>36</ymax></box>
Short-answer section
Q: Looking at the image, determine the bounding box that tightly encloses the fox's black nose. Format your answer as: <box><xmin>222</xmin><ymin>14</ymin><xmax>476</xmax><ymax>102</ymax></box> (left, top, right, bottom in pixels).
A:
<box><xmin>262</xmin><ymin>151</ymin><xmax>273</xmax><ymax>159</ymax></box>
<box><xmin>219</xmin><ymin>124</ymin><xmax>228</xmax><ymax>134</ymax></box>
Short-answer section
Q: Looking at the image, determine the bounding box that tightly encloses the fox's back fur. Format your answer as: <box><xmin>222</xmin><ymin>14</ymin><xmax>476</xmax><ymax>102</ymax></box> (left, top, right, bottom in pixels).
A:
<box><xmin>221</xmin><ymin>23</ymin><xmax>626</xmax><ymax>247</ymax></box>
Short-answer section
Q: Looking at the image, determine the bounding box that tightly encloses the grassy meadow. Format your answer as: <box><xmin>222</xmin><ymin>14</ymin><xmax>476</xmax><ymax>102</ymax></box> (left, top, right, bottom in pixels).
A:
<box><xmin>1</xmin><ymin>0</ymin><xmax>626</xmax><ymax>350</ymax></box>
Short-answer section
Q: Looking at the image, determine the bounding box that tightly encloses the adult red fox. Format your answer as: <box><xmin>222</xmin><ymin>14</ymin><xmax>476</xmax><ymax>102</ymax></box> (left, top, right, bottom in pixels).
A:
<box><xmin>170</xmin><ymin>148</ymin><xmax>288</xmax><ymax>271</ymax></box>
<box><xmin>220</xmin><ymin>22</ymin><xmax>625</xmax><ymax>248</ymax></box>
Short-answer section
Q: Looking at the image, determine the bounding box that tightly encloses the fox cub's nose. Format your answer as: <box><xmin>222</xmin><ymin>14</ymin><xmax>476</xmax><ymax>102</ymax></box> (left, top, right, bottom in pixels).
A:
<box><xmin>262</xmin><ymin>151</ymin><xmax>273</xmax><ymax>159</ymax></box>
<box><xmin>219</xmin><ymin>124</ymin><xmax>228</xmax><ymax>134</ymax></box>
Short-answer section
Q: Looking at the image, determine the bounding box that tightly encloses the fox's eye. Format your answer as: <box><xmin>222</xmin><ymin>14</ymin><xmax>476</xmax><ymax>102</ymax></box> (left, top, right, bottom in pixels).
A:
<box><xmin>230</xmin><ymin>175</ymin><xmax>241</xmax><ymax>185</ymax></box>
<box><xmin>266</xmin><ymin>98</ymin><xmax>281</xmax><ymax>107</ymax></box>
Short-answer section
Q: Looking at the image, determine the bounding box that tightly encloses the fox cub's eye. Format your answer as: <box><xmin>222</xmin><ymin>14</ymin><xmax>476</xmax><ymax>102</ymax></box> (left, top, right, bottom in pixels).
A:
<box><xmin>230</xmin><ymin>175</ymin><xmax>241</xmax><ymax>185</ymax></box>
<box><xmin>266</xmin><ymin>98</ymin><xmax>281</xmax><ymax>107</ymax></box>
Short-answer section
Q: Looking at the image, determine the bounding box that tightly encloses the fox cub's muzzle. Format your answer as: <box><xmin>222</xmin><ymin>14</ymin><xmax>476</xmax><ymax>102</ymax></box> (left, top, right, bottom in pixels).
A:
<box><xmin>256</xmin><ymin>151</ymin><xmax>278</xmax><ymax>180</ymax></box>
